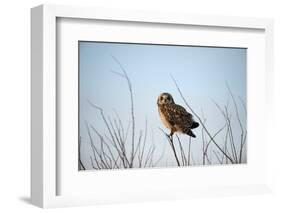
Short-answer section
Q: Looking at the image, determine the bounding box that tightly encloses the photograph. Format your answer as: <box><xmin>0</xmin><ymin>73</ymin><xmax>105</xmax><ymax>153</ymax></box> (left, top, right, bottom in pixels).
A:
<box><xmin>78</xmin><ymin>41</ymin><xmax>247</xmax><ymax>171</ymax></box>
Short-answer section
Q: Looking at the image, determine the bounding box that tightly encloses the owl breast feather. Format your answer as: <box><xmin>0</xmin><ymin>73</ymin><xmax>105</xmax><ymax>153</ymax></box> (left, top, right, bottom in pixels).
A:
<box><xmin>158</xmin><ymin>105</ymin><xmax>174</xmax><ymax>130</ymax></box>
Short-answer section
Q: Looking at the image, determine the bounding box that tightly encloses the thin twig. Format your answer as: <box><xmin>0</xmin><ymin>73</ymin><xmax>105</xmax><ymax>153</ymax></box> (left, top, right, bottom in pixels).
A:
<box><xmin>111</xmin><ymin>55</ymin><xmax>135</xmax><ymax>168</ymax></box>
<box><xmin>188</xmin><ymin>136</ymin><xmax>192</xmax><ymax>166</ymax></box>
<box><xmin>159</xmin><ymin>128</ymin><xmax>180</xmax><ymax>166</ymax></box>
<box><xmin>171</xmin><ymin>76</ymin><xmax>234</xmax><ymax>163</ymax></box>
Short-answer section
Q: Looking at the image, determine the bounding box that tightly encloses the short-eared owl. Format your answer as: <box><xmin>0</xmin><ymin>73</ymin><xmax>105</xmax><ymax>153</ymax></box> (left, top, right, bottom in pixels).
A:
<box><xmin>157</xmin><ymin>92</ymin><xmax>199</xmax><ymax>138</ymax></box>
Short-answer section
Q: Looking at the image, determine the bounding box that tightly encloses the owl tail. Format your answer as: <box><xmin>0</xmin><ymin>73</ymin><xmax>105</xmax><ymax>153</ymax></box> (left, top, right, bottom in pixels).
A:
<box><xmin>191</xmin><ymin>121</ymin><xmax>199</xmax><ymax>129</ymax></box>
<box><xmin>183</xmin><ymin>128</ymin><xmax>196</xmax><ymax>138</ymax></box>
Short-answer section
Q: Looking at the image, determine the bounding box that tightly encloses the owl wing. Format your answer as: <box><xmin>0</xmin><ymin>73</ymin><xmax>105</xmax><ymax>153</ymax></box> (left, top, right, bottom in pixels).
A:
<box><xmin>165</xmin><ymin>104</ymin><xmax>194</xmax><ymax>128</ymax></box>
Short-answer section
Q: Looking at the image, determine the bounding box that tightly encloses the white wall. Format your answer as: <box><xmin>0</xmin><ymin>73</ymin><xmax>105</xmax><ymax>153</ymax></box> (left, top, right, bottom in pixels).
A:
<box><xmin>0</xmin><ymin>0</ymin><xmax>280</xmax><ymax>212</ymax></box>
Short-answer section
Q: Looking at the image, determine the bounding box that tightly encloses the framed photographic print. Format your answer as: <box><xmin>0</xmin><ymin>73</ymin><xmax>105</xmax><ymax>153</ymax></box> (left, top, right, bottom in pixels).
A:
<box><xmin>31</xmin><ymin>4</ymin><xmax>274</xmax><ymax>208</ymax></box>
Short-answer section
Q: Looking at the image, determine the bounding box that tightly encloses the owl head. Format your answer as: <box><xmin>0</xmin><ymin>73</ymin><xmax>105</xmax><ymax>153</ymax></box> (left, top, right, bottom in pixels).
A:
<box><xmin>157</xmin><ymin>93</ymin><xmax>175</xmax><ymax>105</ymax></box>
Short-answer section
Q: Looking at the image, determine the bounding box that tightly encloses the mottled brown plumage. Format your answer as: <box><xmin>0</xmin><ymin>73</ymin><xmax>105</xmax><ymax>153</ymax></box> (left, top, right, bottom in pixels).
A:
<box><xmin>157</xmin><ymin>93</ymin><xmax>199</xmax><ymax>138</ymax></box>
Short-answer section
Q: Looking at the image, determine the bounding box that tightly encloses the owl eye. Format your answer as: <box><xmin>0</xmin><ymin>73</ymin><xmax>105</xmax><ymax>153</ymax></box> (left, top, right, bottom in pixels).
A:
<box><xmin>160</xmin><ymin>96</ymin><xmax>163</xmax><ymax>101</ymax></box>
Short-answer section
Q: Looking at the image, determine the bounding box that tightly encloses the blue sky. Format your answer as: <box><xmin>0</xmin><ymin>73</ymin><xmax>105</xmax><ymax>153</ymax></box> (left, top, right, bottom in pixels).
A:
<box><xmin>79</xmin><ymin>41</ymin><xmax>247</xmax><ymax>169</ymax></box>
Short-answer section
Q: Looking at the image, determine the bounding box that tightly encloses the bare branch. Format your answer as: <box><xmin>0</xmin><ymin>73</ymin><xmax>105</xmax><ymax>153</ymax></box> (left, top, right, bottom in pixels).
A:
<box><xmin>171</xmin><ymin>76</ymin><xmax>234</xmax><ymax>163</ymax></box>
<box><xmin>111</xmin><ymin>55</ymin><xmax>136</xmax><ymax>168</ymax></box>
<box><xmin>159</xmin><ymin>128</ymin><xmax>180</xmax><ymax>166</ymax></box>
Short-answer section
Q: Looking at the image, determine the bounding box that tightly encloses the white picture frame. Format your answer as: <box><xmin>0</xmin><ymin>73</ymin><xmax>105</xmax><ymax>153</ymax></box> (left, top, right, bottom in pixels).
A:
<box><xmin>31</xmin><ymin>4</ymin><xmax>274</xmax><ymax>208</ymax></box>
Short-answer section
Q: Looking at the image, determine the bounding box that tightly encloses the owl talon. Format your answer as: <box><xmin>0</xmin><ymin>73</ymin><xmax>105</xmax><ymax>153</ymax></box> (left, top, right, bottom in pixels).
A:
<box><xmin>169</xmin><ymin>131</ymin><xmax>174</xmax><ymax>138</ymax></box>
